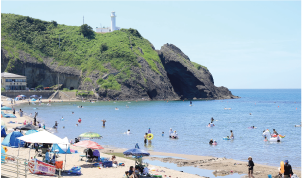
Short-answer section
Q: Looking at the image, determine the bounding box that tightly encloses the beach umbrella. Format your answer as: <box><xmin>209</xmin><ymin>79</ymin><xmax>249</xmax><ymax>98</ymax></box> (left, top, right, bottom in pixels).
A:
<box><xmin>1</xmin><ymin>106</ymin><xmax>12</xmax><ymax>110</ymax></box>
<box><xmin>73</xmin><ymin>140</ymin><xmax>104</xmax><ymax>150</ymax></box>
<box><xmin>15</xmin><ymin>124</ymin><xmax>38</xmax><ymax>131</ymax></box>
<box><xmin>78</xmin><ymin>132</ymin><xmax>102</xmax><ymax>139</ymax></box>
<box><xmin>25</xmin><ymin>130</ymin><xmax>38</xmax><ymax>135</ymax></box>
<box><xmin>16</xmin><ymin>95</ymin><xmax>22</xmax><ymax>98</ymax></box>
<box><xmin>18</xmin><ymin>130</ymin><xmax>65</xmax><ymax>144</ymax></box>
<box><xmin>123</xmin><ymin>148</ymin><xmax>150</xmax><ymax>156</ymax></box>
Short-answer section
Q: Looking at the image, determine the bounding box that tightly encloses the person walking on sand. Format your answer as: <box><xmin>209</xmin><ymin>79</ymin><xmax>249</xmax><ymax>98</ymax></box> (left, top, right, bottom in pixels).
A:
<box><xmin>247</xmin><ymin>156</ymin><xmax>255</xmax><ymax>178</ymax></box>
<box><xmin>102</xmin><ymin>120</ymin><xmax>106</xmax><ymax>127</ymax></box>
<box><xmin>283</xmin><ymin>160</ymin><xmax>293</xmax><ymax>178</ymax></box>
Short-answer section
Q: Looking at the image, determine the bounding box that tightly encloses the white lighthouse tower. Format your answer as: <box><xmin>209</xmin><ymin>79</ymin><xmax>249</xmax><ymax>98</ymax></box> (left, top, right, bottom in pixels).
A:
<box><xmin>111</xmin><ymin>12</ymin><xmax>116</xmax><ymax>32</ymax></box>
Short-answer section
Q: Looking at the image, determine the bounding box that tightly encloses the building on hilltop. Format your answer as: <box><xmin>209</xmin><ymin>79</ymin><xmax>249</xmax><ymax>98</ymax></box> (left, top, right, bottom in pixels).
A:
<box><xmin>96</xmin><ymin>12</ymin><xmax>120</xmax><ymax>33</ymax></box>
<box><xmin>1</xmin><ymin>72</ymin><xmax>27</xmax><ymax>90</ymax></box>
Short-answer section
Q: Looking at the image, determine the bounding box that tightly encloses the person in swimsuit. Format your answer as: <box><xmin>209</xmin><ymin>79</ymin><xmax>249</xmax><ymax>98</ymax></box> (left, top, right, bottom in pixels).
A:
<box><xmin>230</xmin><ymin>130</ymin><xmax>234</xmax><ymax>139</ymax></box>
<box><xmin>211</xmin><ymin>117</ymin><xmax>214</xmax><ymax>123</ymax></box>
<box><xmin>102</xmin><ymin>120</ymin><xmax>106</xmax><ymax>127</ymax></box>
<box><xmin>273</xmin><ymin>129</ymin><xmax>278</xmax><ymax>135</ymax></box>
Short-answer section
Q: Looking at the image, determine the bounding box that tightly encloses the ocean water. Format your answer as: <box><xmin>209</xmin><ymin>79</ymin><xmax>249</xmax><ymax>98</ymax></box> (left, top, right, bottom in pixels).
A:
<box><xmin>18</xmin><ymin>89</ymin><xmax>301</xmax><ymax>168</ymax></box>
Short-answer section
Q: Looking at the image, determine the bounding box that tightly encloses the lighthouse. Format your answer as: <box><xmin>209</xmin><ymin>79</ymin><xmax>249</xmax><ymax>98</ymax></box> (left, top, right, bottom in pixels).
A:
<box><xmin>111</xmin><ymin>12</ymin><xmax>116</xmax><ymax>32</ymax></box>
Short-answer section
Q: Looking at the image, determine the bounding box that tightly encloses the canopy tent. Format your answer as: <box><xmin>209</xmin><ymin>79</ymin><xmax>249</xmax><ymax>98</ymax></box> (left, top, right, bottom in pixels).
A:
<box><xmin>30</xmin><ymin>95</ymin><xmax>39</xmax><ymax>98</ymax></box>
<box><xmin>73</xmin><ymin>140</ymin><xmax>104</xmax><ymax>150</ymax></box>
<box><xmin>15</xmin><ymin>124</ymin><xmax>38</xmax><ymax>131</ymax></box>
<box><xmin>78</xmin><ymin>132</ymin><xmax>102</xmax><ymax>139</ymax></box>
<box><xmin>1</xmin><ymin>106</ymin><xmax>12</xmax><ymax>110</ymax></box>
<box><xmin>20</xmin><ymin>95</ymin><xmax>26</xmax><ymax>97</ymax></box>
<box><xmin>1</xmin><ymin>120</ymin><xmax>6</xmax><ymax>129</ymax></box>
<box><xmin>2</xmin><ymin>131</ymin><xmax>24</xmax><ymax>148</ymax></box>
<box><xmin>51</xmin><ymin>137</ymin><xmax>71</xmax><ymax>154</ymax></box>
<box><xmin>17</xmin><ymin>130</ymin><xmax>65</xmax><ymax>144</ymax></box>
<box><xmin>31</xmin><ymin>98</ymin><xmax>37</xmax><ymax>101</ymax></box>
<box><xmin>1</xmin><ymin>126</ymin><xmax>7</xmax><ymax>137</ymax></box>
<box><xmin>25</xmin><ymin>130</ymin><xmax>38</xmax><ymax>135</ymax></box>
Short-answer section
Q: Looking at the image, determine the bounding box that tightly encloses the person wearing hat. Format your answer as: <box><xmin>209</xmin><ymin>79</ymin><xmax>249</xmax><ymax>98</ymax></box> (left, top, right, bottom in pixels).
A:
<box><xmin>284</xmin><ymin>160</ymin><xmax>293</xmax><ymax>178</ymax></box>
<box><xmin>247</xmin><ymin>156</ymin><xmax>255</xmax><ymax>178</ymax></box>
<box><xmin>209</xmin><ymin>139</ymin><xmax>213</xmax><ymax>145</ymax></box>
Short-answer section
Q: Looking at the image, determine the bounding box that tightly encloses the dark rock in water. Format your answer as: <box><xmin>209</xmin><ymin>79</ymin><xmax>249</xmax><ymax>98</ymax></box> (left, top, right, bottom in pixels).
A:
<box><xmin>158</xmin><ymin>44</ymin><xmax>239</xmax><ymax>100</ymax></box>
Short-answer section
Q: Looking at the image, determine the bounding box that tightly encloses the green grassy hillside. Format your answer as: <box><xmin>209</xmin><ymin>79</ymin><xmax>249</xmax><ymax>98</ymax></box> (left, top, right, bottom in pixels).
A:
<box><xmin>1</xmin><ymin>13</ymin><xmax>163</xmax><ymax>90</ymax></box>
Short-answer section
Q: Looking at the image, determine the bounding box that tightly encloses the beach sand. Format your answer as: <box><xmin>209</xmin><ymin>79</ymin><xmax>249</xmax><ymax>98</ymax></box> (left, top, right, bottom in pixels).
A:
<box><xmin>1</xmin><ymin>96</ymin><xmax>301</xmax><ymax>178</ymax></box>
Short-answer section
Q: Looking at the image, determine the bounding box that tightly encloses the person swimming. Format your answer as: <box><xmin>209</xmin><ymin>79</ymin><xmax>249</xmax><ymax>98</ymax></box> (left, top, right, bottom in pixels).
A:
<box><xmin>172</xmin><ymin>131</ymin><xmax>178</xmax><ymax>139</ymax></box>
<box><xmin>209</xmin><ymin>139</ymin><xmax>213</xmax><ymax>144</ymax></box>
<box><xmin>162</xmin><ymin>132</ymin><xmax>164</xmax><ymax>136</ymax></box>
<box><xmin>127</xmin><ymin>129</ymin><xmax>131</xmax><ymax>134</ymax></box>
<box><xmin>211</xmin><ymin>117</ymin><xmax>214</xmax><ymax>123</ymax></box>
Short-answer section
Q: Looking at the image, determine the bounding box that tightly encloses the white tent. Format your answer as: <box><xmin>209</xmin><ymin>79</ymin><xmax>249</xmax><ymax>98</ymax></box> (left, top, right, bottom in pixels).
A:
<box><xmin>17</xmin><ymin>130</ymin><xmax>65</xmax><ymax>144</ymax></box>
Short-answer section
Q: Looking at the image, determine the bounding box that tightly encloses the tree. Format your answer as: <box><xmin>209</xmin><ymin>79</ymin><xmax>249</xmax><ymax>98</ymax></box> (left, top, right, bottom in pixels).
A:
<box><xmin>51</xmin><ymin>20</ymin><xmax>58</xmax><ymax>27</ymax></box>
<box><xmin>100</xmin><ymin>43</ymin><xmax>108</xmax><ymax>53</ymax></box>
<box><xmin>80</xmin><ymin>24</ymin><xmax>95</xmax><ymax>39</ymax></box>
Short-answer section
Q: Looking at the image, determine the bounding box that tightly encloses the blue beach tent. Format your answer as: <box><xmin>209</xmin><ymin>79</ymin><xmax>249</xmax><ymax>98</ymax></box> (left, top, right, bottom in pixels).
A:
<box><xmin>2</xmin><ymin>131</ymin><xmax>24</xmax><ymax>148</ymax></box>
<box><xmin>1</xmin><ymin>126</ymin><xmax>7</xmax><ymax>137</ymax></box>
<box><xmin>51</xmin><ymin>137</ymin><xmax>71</xmax><ymax>154</ymax></box>
<box><xmin>31</xmin><ymin>98</ymin><xmax>36</xmax><ymax>101</ymax></box>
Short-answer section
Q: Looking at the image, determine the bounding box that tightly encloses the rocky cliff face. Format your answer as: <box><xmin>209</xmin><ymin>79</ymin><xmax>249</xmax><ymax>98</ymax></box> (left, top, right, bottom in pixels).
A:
<box><xmin>158</xmin><ymin>44</ymin><xmax>238</xmax><ymax>100</ymax></box>
<box><xmin>1</xmin><ymin>43</ymin><xmax>238</xmax><ymax>100</ymax></box>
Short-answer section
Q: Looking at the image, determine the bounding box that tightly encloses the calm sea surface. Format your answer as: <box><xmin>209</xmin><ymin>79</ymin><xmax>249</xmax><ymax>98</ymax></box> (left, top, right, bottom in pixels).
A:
<box><xmin>18</xmin><ymin>89</ymin><xmax>301</xmax><ymax>168</ymax></box>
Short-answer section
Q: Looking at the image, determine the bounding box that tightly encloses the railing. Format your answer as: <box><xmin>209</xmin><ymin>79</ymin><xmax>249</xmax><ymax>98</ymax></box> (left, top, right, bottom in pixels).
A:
<box><xmin>1</xmin><ymin>153</ymin><xmax>62</xmax><ymax>178</ymax></box>
<box><xmin>2</xmin><ymin>90</ymin><xmax>56</xmax><ymax>92</ymax></box>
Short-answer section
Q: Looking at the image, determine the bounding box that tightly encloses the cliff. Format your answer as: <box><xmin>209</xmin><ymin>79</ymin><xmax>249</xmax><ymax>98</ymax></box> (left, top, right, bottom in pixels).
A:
<box><xmin>1</xmin><ymin>13</ymin><xmax>238</xmax><ymax>100</ymax></box>
<box><xmin>158</xmin><ymin>44</ymin><xmax>238</xmax><ymax>100</ymax></box>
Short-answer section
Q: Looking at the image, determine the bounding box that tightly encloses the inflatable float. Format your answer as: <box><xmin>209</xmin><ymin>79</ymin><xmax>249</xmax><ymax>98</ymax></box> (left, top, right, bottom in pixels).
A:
<box><xmin>212</xmin><ymin>142</ymin><xmax>217</xmax><ymax>145</ymax></box>
<box><xmin>115</xmin><ymin>108</ymin><xmax>119</xmax><ymax>110</ymax></box>
<box><xmin>147</xmin><ymin>133</ymin><xmax>154</xmax><ymax>140</ymax></box>
<box><xmin>271</xmin><ymin>134</ymin><xmax>285</xmax><ymax>138</ymax></box>
<box><xmin>223</xmin><ymin>137</ymin><xmax>231</xmax><ymax>140</ymax></box>
<box><xmin>206</xmin><ymin>123</ymin><xmax>215</xmax><ymax>127</ymax></box>
<box><xmin>263</xmin><ymin>129</ymin><xmax>283</xmax><ymax>142</ymax></box>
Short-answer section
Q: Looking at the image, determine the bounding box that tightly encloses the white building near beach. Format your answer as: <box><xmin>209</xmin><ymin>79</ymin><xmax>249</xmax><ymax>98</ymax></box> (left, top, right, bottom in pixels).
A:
<box><xmin>96</xmin><ymin>12</ymin><xmax>120</xmax><ymax>33</ymax></box>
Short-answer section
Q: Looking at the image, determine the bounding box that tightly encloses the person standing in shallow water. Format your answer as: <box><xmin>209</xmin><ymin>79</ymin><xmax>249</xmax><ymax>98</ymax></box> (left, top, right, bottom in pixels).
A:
<box><xmin>247</xmin><ymin>156</ymin><xmax>254</xmax><ymax>178</ymax></box>
<box><xmin>144</xmin><ymin>133</ymin><xmax>147</xmax><ymax>145</ymax></box>
<box><xmin>102</xmin><ymin>120</ymin><xmax>106</xmax><ymax>127</ymax></box>
<box><xmin>230</xmin><ymin>130</ymin><xmax>234</xmax><ymax>139</ymax></box>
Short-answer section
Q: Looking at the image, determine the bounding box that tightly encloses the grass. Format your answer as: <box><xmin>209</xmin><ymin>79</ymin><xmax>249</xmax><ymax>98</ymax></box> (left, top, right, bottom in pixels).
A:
<box><xmin>191</xmin><ymin>61</ymin><xmax>207</xmax><ymax>70</ymax></box>
<box><xmin>1</xmin><ymin>13</ymin><xmax>163</xmax><ymax>90</ymax></box>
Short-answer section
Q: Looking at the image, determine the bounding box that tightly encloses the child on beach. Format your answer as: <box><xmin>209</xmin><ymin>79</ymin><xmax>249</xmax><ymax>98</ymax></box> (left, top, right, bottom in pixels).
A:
<box><xmin>123</xmin><ymin>171</ymin><xmax>129</xmax><ymax>178</ymax></box>
<box><xmin>247</xmin><ymin>156</ymin><xmax>255</xmax><ymax>178</ymax></box>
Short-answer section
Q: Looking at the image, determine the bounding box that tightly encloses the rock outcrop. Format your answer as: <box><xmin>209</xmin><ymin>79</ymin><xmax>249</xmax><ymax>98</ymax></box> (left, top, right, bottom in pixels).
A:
<box><xmin>158</xmin><ymin>44</ymin><xmax>238</xmax><ymax>100</ymax></box>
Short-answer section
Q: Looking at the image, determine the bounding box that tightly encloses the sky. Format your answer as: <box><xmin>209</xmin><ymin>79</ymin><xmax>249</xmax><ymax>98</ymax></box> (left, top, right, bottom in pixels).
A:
<box><xmin>1</xmin><ymin>1</ymin><xmax>301</xmax><ymax>89</ymax></box>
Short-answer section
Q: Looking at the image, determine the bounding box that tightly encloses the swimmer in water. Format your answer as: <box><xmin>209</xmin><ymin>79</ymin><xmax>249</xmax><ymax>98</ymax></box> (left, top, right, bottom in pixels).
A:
<box><xmin>102</xmin><ymin>120</ymin><xmax>106</xmax><ymax>127</ymax></box>
<box><xmin>162</xmin><ymin>132</ymin><xmax>164</xmax><ymax>136</ymax></box>
<box><xmin>115</xmin><ymin>107</ymin><xmax>118</xmax><ymax>110</ymax></box>
<box><xmin>209</xmin><ymin>139</ymin><xmax>213</xmax><ymax>144</ymax></box>
<box><xmin>61</xmin><ymin>116</ymin><xmax>64</xmax><ymax>121</ymax></box>
<box><xmin>76</xmin><ymin>124</ymin><xmax>78</xmax><ymax>126</ymax></box>
<box><xmin>208</xmin><ymin>123</ymin><xmax>211</xmax><ymax>127</ymax></box>
<box><xmin>72</xmin><ymin>112</ymin><xmax>74</xmax><ymax>114</ymax></box>
<box><xmin>211</xmin><ymin>117</ymin><xmax>214</xmax><ymax>123</ymax></box>
<box><xmin>127</xmin><ymin>129</ymin><xmax>130</xmax><ymax>134</ymax></box>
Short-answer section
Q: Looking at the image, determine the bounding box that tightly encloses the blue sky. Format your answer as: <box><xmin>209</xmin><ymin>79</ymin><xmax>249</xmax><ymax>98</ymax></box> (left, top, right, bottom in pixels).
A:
<box><xmin>1</xmin><ymin>1</ymin><xmax>301</xmax><ymax>89</ymax></box>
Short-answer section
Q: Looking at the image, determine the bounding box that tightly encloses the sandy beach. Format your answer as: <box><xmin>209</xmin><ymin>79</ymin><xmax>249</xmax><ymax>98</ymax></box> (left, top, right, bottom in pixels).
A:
<box><xmin>1</xmin><ymin>96</ymin><xmax>301</xmax><ymax>178</ymax></box>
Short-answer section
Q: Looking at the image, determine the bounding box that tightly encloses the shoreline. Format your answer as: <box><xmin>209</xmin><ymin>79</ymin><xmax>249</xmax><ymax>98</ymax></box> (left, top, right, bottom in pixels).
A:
<box><xmin>1</xmin><ymin>96</ymin><xmax>301</xmax><ymax>178</ymax></box>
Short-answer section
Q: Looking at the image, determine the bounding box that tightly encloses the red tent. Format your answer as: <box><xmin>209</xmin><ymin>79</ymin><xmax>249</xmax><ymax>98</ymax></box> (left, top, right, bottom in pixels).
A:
<box><xmin>73</xmin><ymin>140</ymin><xmax>104</xmax><ymax>150</ymax></box>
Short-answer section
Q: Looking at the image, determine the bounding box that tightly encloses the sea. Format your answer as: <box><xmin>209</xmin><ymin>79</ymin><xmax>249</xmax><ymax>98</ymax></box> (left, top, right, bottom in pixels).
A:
<box><xmin>18</xmin><ymin>89</ymin><xmax>301</xmax><ymax>169</ymax></box>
